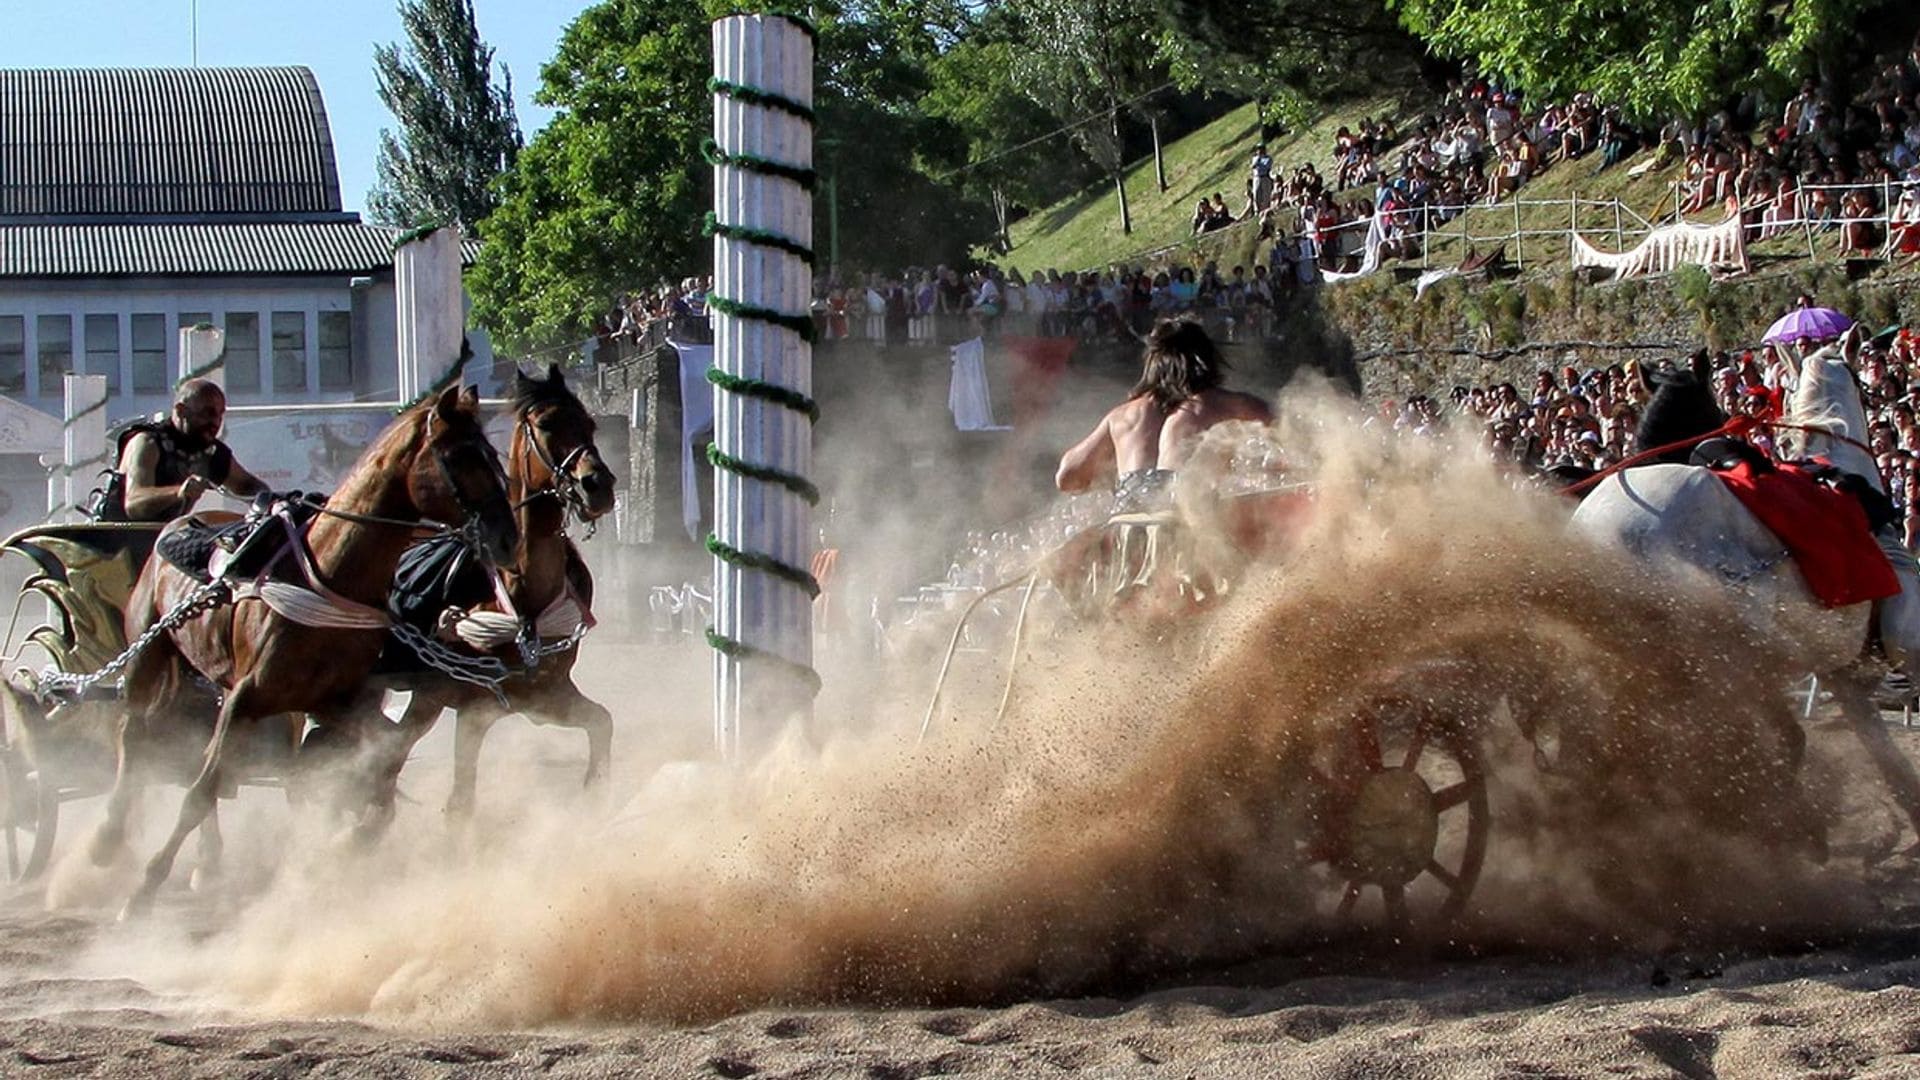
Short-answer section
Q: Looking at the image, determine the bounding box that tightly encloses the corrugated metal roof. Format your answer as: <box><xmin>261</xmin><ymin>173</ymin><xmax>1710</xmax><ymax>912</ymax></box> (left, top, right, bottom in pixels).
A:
<box><xmin>0</xmin><ymin>67</ymin><xmax>343</xmax><ymax>220</ymax></box>
<box><xmin>0</xmin><ymin>222</ymin><xmax>479</xmax><ymax>278</ymax></box>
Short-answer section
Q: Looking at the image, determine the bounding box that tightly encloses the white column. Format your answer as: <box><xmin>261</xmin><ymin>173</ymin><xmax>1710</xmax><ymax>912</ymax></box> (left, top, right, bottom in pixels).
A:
<box><xmin>61</xmin><ymin>374</ymin><xmax>108</xmax><ymax>522</ymax></box>
<box><xmin>394</xmin><ymin>226</ymin><xmax>466</xmax><ymax>403</ymax></box>
<box><xmin>711</xmin><ymin>15</ymin><xmax>815</xmax><ymax>758</ymax></box>
<box><xmin>177</xmin><ymin>323</ymin><xmax>226</xmax><ymax>390</ymax></box>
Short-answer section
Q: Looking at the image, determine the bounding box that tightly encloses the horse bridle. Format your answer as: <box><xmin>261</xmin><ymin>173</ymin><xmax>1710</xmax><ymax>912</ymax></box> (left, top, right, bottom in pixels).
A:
<box><xmin>309</xmin><ymin>408</ymin><xmax>512</xmax><ymax>559</ymax></box>
<box><xmin>513</xmin><ymin>410</ymin><xmax>601</xmax><ymax>535</ymax></box>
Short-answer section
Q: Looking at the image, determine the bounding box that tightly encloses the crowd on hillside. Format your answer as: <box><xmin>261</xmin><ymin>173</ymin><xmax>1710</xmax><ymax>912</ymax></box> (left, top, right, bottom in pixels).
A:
<box><xmin>593</xmin><ymin>33</ymin><xmax>1920</xmax><ymax>350</ymax></box>
<box><xmin>1403</xmin><ymin>324</ymin><xmax>1920</xmax><ymax>546</ymax></box>
<box><xmin>1675</xmin><ymin>36</ymin><xmax>1920</xmax><ymax>250</ymax></box>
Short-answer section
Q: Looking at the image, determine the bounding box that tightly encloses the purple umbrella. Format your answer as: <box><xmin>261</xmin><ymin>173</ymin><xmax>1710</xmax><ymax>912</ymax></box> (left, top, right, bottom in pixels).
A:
<box><xmin>1762</xmin><ymin>305</ymin><xmax>1854</xmax><ymax>344</ymax></box>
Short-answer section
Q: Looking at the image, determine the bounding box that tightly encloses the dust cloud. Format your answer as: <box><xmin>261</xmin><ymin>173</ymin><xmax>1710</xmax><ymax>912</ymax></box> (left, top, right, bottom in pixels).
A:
<box><xmin>93</xmin><ymin>390</ymin><xmax>1856</xmax><ymax>1027</ymax></box>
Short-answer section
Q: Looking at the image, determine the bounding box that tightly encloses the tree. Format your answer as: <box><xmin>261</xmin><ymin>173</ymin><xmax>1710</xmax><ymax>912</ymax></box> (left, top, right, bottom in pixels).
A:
<box><xmin>1008</xmin><ymin>0</ymin><xmax>1164</xmax><ymax>236</ymax></box>
<box><xmin>1154</xmin><ymin>0</ymin><xmax>1427</xmax><ymax>134</ymax></box>
<box><xmin>468</xmin><ymin>1</ymin><xmax>711</xmax><ymax>351</ymax></box>
<box><xmin>1386</xmin><ymin>0</ymin><xmax>1893</xmax><ymax>121</ymax></box>
<box><xmin>924</xmin><ymin>34</ymin><xmax>1090</xmax><ymax>249</ymax></box>
<box><xmin>367</xmin><ymin>0</ymin><xmax>521</xmax><ymax>233</ymax></box>
<box><xmin>470</xmin><ymin>0</ymin><xmax>1001</xmax><ymax>351</ymax></box>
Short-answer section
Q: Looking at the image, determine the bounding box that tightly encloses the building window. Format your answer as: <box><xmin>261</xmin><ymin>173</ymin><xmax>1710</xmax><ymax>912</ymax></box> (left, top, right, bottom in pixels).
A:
<box><xmin>132</xmin><ymin>313</ymin><xmax>168</xmax><ymax>394</ymax></box>
<box><xmin>272</xmin><ymin>311</ymin><xmax>306</xmax><ymax>393</ymax></box>
<box><xmin>0</xmin><ymin>317</ymin><xmax>22</xmax><ymax>395</ymax></box>
<box><xmin>84</xmin><ymin>314</ymin><xmax>120</xmax><ymax>394</ymax></box>
<box><xmin>224</xmin><ymin>312</ymin><xmax>259</xmax><ymax>393</ymax></box>
<box><xmin>37</xmin><ymin>315</ymin><xmax>71</xmax><ymax>396</ymax></box>
<box><xmin>318</xmin><ymin>311</ymin><xmax>352</xmax><ymax>390</ymax></box>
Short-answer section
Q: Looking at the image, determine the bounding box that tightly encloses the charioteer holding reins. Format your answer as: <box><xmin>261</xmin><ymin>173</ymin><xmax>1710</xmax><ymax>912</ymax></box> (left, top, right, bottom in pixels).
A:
<box><xmin>100</xmin><ymin>378</ymin><xmax>270</xmax><ymax>522</ymax></box>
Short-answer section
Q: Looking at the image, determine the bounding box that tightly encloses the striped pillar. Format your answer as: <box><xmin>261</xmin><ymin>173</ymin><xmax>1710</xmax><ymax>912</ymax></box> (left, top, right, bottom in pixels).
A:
<box><xmin>177</xmin><ymin>323</ymin><xmax>226</xmax><ymax>389</ymax></box>
<box><xmin>395</xmin><ymin>226</ymin><xmax>467</xmax><ymax>404</ymax></box>
<box><xmin>61</xmin><ymin>374</ymin><xmax>108</xmax><ymax>522</ymax></box>
<box><xmin>709</xmin><ymin>14</ymin><xmax>819</xmax><ymax>758</ymax></box>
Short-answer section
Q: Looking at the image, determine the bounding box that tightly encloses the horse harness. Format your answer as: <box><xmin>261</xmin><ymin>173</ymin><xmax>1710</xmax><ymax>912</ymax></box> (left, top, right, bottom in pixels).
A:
<box><xmin>512</xmin><ymin>413</ymin><xmax>600</xmax><ymax>538</ymax></box>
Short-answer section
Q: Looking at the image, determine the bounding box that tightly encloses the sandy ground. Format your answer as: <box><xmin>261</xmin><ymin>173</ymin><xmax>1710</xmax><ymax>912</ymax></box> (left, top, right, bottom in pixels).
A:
<box><xmin>0</xmin><ymin>627</ymin><xmax>1918</xmax><ymax>1079</ymax></box>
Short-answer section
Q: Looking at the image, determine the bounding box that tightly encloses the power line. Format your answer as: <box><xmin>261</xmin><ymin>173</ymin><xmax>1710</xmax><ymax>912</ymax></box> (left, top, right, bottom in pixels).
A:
<box><xmin>926</xmin><ymin>80</ymin><xmax>1177</xmax><ymax>183</ymax></box>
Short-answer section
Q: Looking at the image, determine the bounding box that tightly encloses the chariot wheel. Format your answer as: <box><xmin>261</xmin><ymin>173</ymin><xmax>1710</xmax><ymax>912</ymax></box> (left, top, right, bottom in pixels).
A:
<box><xmin>0</xmin><ymin>734</ymin><xmax>56</xmax><ymax>885</ymax></box>
<box><xmin>1307</xmin><ymin>686</ymin><xmax>1492</xmax><ymax>933</ymax></box>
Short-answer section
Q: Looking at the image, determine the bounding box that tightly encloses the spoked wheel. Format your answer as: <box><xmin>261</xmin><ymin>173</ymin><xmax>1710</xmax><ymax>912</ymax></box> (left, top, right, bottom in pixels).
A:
<box><xmin>1310</xmin><ymin>691</ymin><xmax>1491</xmax><ymax>933</ymax></box>
<box><xmin>0</xmin><ymin>742</ymin><xmax>54</xmax><ymax>884</ymax></box>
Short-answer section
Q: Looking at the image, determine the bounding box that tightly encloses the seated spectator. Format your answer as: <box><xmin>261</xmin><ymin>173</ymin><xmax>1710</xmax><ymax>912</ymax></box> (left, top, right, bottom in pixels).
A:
<box><xmin>1892</xmin><ymin>182</ymin><xmax>1920</xmax><ymax>256</ymax></box>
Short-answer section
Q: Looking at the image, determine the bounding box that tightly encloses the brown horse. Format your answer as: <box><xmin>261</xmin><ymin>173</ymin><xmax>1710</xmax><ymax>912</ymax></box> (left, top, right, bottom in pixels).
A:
<box><xmin>369</xmin><ymin>364</ymin><xmax>616</xmax><ymax>823</ymax></box>
<box><xmin>94</xmin><ymin>384</ymin><xmax>517</xmax><ymax>917</ymax></box>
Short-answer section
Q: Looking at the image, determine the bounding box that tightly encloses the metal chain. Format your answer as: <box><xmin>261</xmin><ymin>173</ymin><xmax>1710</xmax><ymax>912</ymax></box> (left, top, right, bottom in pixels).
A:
<box><xmin>388</xmin><ymin>620</ymin><xmax>514</xmax><ymax>706</ymax></box>
<box><xmin>33</xmin><ymin>579</ymin><xmax>230</xmax><ymax>701</ymax></box>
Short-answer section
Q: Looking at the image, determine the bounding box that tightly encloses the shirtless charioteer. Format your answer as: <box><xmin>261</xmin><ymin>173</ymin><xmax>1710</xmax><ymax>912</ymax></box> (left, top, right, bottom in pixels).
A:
<box><xmin>1055</xmin><ymin>318</ymin><xmax>1273</xmax><ymax>501</ymax></box>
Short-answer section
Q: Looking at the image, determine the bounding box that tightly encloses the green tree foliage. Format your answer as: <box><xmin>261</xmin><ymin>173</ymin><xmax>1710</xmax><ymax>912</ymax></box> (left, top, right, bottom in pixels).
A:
<box><xmin>1154</xmin><ymin>0</ymin><xmax>1425</xmax><ymax>130</ymax></box>
<box><xmin>468</xmin><ymin>1</ymin><xmax>711</xmax><ymax>351</ymax></box>
<box><xmin>367</xmin><ymin>0</ymin><xmax>521</xmax><ymax>232</ymax></box>
<box><xmin>1007</xmin><ymin>0</ymin><xmax>1165</xmax><ymax>235</ymax></box>
<box><xmin>924</xmin><ymin>31</ymin><xmax>1093</xmax><ymax>249</ymax></box>
<box><xmin>472</xmin><ymin>0</ymin><xmax>994</xmax><ymax>350</ymax></box>
<box><xmin>1387</xmin><ymin>0</ymin><xmax>1887</xmax><ymax>120</ymax></box>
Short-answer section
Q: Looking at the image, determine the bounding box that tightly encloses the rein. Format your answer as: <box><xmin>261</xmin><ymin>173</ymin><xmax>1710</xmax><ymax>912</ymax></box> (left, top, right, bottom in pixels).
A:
<box><xmin>1562</xmin><ymin>415</ymin><xmax>1879</xmax><ymax>498</ymax></box>
<box><xmin>510</xmin><ymin>414</ymin><xmax>598</xmax><ymax>531</ymax></box>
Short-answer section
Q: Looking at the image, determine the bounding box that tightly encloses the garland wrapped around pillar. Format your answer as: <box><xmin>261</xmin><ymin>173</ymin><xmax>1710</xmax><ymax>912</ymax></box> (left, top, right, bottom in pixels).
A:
<box><xmin>707</xmin><ymin>13</ymin><xmax>819</xmax><ymax>758</ymax></box>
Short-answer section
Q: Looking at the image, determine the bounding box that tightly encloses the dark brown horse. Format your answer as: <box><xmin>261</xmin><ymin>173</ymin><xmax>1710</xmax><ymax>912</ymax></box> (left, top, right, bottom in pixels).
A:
<box><xmin>94</xmin><ymin>385</ymin><xmax>517</xmax><ymax>917</ymax></box>
<box><xmin>370</xmin><ymin>365</ymin><xmax>616</xmax><ymax>822</ymax></box>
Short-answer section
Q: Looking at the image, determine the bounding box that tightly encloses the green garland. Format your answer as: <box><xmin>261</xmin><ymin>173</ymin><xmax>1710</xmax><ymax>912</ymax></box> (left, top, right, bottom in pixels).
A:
<box><xmin>391</xmin><ymin>221</ymin><xmax>451</xmax><ymax>252</ymax></box>
<box><xmin>706</xmin><ymin>17</ymin><xmax>823</xmax><ymax>699</ymax></box>
<box><xmin>705</xmin><ymin>627</ymin><xmax>823</xmax><ymax>695</ymax></box>
<box><xmin>701</xmin><ymin>138</ymin><xmax>818</xmax><ymax>191</ymax></box>
<box><xmin>706</xmin><ymin>294</ymin><xmax>818</xmax><ymax>343</ymax></box>
<box><xmin>703</xmin><ymin>212</ymin><xmax>816</xmax><ymax>266</ymax></box>
<box><xmin>392</xmin><ymin>339</ymin><xmax>474</xmax><ymax>415</ymax></box>
<box><xmin>62</xmin><ymin>396</ymin><xmax>108</xmax><ymax>428</ymax></box>
<box><xmin>707</xmin><ymin>78</ymin><xmax>815</xmax><ymax>123</ymax></box>
<box><xmin>706</xmin><ymin>443</ymin><xmax>820</xmax><ymax>505</ymax></box>
<box><xmin>706</xmin><ymin>534</ymin><xmax>821</xmax><ymax>598</ymax></box>
<box><xmin>706</xmin><ymin>366</ymin><xmax>820</xmax><ymax>423</ymax></box>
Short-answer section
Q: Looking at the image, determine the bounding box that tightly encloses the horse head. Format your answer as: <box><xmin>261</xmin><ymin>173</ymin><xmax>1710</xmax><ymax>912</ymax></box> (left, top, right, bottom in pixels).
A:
<box><xmin>1634</xmin><ymin>357</ymin><xmax>1726</xmax><ymax>464</ymax></box>
<box><xmin>412</xmin><ymin>383</ymin><xmax>519</xmax><ymax>566</ymax></box>
<box><xmin>510</xmin><ymin>364</ymin><xmax>618</xmax><ymax>522</ymax></box>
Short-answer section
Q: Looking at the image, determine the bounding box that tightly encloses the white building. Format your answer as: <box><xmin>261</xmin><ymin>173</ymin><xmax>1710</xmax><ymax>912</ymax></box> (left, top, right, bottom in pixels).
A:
<box><xmin>0</xmin><ymin>66</ymin><xmax>497</xmax><ymax>532</ymax></box>
<box><xmin>0</xmin><ymin>66</ymin><xmax>489</xmax><ymax>420</ymax></box>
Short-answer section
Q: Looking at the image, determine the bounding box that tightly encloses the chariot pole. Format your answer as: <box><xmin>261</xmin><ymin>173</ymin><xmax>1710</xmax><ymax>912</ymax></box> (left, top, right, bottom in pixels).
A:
<box><xmin>708</xmin><ymin>14</ymin><xmax>819</xmax><ymax>757</ymax></box>
<box><xmin>59</xmin><ymin>374</ymin><xmax>108</xmax><ymax>522</ymax></box>
<box><xmin>177</xmin><ymin>323</ymin><xmax>226</xmax><ymax>390</ymax></box>
<box><xmin>394</xmin><ymin>225</ymin><xmax>467</xmax><ymax>404</ymax></box>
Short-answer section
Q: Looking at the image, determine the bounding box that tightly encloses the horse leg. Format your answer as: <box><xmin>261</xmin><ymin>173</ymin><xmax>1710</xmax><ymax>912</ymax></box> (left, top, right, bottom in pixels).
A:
<box><xmin>1835</xmin><ymin>671</ymin><xmax>1920</xmax><ymax>845</ymax></box>
<box><xmin>445</xmin><ymin>699</ymin><xmax>502</xmax><ymax>819</ymax></box>
<box><xmin>350</xmin><ymin>688</ymin><xmax>442</xmax><ymax>847</ymax></box>
<box><xmin>89</xmin><ymin>713</ymin><xmax>144</xmax><ymax>867</ymax></box>
<box><xmin>524</xmin><ymin>681</ymin><xmax>613</xmax><ymax>790</ymax></box>
<box><xmin>190</xmin><ymin>803</ymin><xmax>223</xmax><ymax>891</ymax></box>
<box><xmin>123</xmin><ymin>678</ymin><xmax>255</xmax><ymax>920</ymax></box>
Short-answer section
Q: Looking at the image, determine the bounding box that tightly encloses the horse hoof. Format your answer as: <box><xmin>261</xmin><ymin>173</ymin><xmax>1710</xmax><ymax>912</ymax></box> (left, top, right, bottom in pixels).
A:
<box><xmin>188</xmin><ymin>866</ymin><xmax>221</xmax><ymax>893</ymax></box>
<box><xmin>118</xmin><ymin>893</ymin><xmax>154</xmax><ymax>922</ymax></box>
<box><xmin>88</xmin><ymin>832</ymin><xmax>126</xmax><ymax>869</ymax></box>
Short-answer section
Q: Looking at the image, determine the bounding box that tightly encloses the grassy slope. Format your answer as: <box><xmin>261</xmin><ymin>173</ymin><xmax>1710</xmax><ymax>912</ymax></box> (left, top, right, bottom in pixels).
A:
<box><xmin>999</xmin><ymin>89</ymin><xmax>1867</xmax><ymax>279</ymax></box>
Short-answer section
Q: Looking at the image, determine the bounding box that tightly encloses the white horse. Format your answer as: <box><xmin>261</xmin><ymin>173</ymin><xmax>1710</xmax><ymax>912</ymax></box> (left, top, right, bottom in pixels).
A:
<box><xmin>1571</xmin><ymin>329</ymin><xmax>1920</xmax><ymax>836</ymax></box>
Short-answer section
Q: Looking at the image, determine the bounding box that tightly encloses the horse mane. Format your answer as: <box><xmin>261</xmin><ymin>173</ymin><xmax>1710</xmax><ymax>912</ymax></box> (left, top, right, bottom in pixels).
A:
<box><xmin>510</xmin><ymin>366</ymin><xmax>583</xmax><ymax>418</ymax></box>
<box><xmin>1635</xmin><ymin>366</ymin><xmax>1725</xmax><ymax>464</ymax></box>
<box><xmin>325</xmin><ymin>401</ymin><xmax>435</xmax><ymax>513</ymax></box>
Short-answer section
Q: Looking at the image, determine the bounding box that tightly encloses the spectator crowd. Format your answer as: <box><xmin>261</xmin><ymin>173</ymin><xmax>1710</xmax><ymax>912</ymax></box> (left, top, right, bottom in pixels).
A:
<box><xmin>1399</xmin><ymin>320</ymin><xmax>1920</xmax><ymax>547</ymax></box>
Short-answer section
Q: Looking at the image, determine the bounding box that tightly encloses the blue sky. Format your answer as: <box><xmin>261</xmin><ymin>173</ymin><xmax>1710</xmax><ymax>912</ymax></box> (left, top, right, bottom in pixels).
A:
<box><xmin>1</xmin><ymin>0</ymin><xmax>582</xmax><ymax>215</ymax></box>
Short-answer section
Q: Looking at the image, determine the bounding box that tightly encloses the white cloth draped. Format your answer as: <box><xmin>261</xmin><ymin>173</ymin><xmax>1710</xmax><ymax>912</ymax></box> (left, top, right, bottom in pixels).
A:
<box><xmin>949</xmin><ymin>337</ymin><xmax>1010</xmax><ymax>431</ymax></box>
<box><xmin>1571</xmin><ymin>207</ymin><xmax>1750</xmax><ymax>278</ymax></box>
<box><xmin>672</xmin><ymin>341</ymin><xmax>714</xmax><ymax>541</ymax></box>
